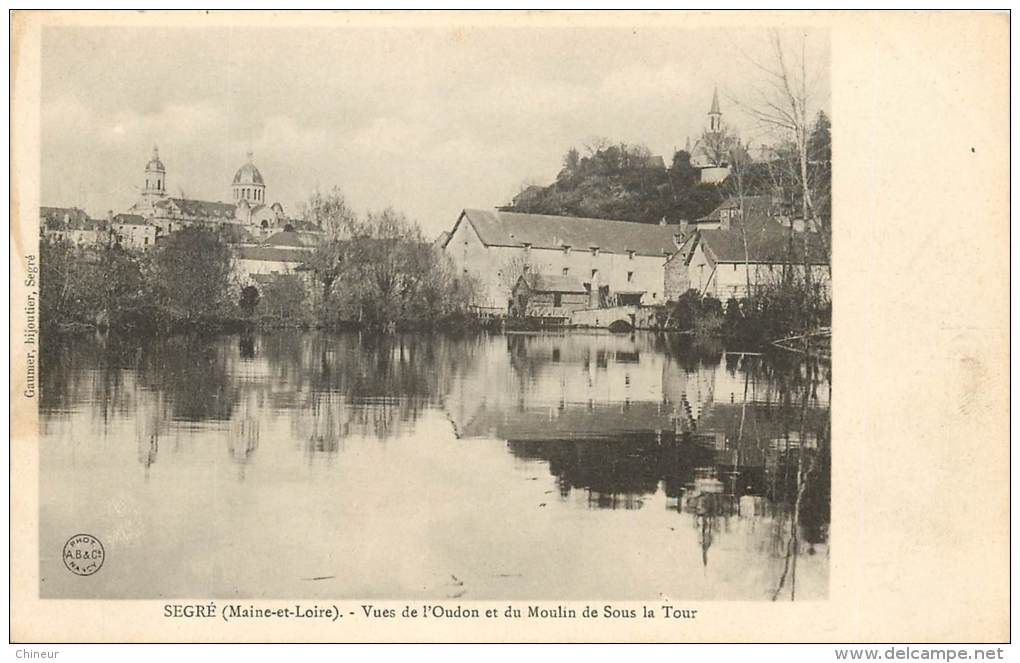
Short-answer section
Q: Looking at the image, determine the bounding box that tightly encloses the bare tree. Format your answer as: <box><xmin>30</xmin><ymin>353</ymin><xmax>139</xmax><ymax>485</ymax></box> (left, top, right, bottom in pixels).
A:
<box><xmin>302</xmin><ymin>185</ymin><xmax>360</xmax><ymax>239</ymax></box>
<box><xmin>727</xmin><ymin>136</ymin><xmax>754</xmax><ymax>297</ymax></box>
<box><xmin>698</xmin><ymin>122</ymin><xmax>737</xmax><ymax>167</ymax></box>
<box><xmin>302</xmin><ymin>187</ymin><xmax>360</xmax><ymax>315</ymax></box>
<box><xmin>496</xmin><ymin>255</ymin><xmax>532</xmax><ymax>307</ymax></box>
<box><xmin>583</xmin><ymin>136</ymin><xmax>611</xmax><ymax>156</ymax></box>
<box><xmin>734</xmin><ymin>30</ymin><xmax>831</xmax><ymax>275</ymax></box>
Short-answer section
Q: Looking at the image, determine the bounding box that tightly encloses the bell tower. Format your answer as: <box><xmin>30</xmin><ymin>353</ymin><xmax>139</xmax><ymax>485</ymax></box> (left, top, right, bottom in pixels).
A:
<box><xmin>142</xmin><ymin>145</ymin><xmax>167</xmax><ymax>201</ymax></box>
<box><xmin>707</xmin><ymin>86</ymin><xmax>722</xmax><ymax>133</ymax></box>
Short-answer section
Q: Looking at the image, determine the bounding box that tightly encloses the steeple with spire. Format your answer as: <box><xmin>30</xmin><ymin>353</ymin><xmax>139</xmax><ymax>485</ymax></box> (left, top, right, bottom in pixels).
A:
<box><xmin>708</xmin><ymin>86</ymin><xmax>722</xmax><ymax>133</ymax></box>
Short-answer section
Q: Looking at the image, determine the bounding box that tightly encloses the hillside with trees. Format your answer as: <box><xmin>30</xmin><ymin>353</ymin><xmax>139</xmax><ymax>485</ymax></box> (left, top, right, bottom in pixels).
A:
<box><xmin>502</xmin><ymin>110</ymin><xmax>831</xmax><ymax>230</ymax></box>
<box><xmin>503</xmin><ymin>141</ymin><xmax>726</xmax><ymax>223</ymax></box>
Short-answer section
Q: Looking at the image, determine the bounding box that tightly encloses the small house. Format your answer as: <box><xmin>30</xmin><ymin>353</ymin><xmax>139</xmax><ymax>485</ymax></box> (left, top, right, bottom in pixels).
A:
<box><xmin>511</xmin><ymin>273</ymin><xmax>589</xmax><ymax>322</ymax></box>
<box><xmin>664</xmin><ymin>214</ymin><xmax>829</xmax><ymax>301</ymax></box>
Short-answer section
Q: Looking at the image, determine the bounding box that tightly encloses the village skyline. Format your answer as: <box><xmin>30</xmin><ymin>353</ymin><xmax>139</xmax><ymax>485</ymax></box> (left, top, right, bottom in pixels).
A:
<box><xmin>41</xmin><ymin>24</ymin><xmax>829</xmax><ymax>235</ymax></box>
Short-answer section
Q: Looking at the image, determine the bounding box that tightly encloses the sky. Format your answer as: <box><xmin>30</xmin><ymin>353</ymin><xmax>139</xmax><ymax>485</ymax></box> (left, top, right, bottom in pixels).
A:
<box><xmin>41</xmin><ymin>23</ymin><xmax>829</xmax><ymax>237</ymax></box>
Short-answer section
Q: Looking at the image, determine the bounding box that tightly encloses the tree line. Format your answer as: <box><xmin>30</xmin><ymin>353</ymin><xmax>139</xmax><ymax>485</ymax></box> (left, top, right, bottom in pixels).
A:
<box><xmin>40</xmin><ymin>192</ymin><xmax>480</xmax><ymax>335</ymax></box>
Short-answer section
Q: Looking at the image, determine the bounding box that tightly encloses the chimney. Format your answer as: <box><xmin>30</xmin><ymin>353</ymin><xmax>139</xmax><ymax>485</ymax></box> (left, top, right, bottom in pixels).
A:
<box><xmin>720</xmin><ymin>208</ymin><xmax>731</xmax><ymax>231</ymax></box>
<box><xmin>659</xmin><ymin>216</ymin><xmax>667</xmax><ymax>226</ymax></box>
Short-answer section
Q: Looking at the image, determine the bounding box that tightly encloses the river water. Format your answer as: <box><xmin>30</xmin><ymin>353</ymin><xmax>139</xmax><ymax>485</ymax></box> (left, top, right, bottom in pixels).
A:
<box><xmin>39</xmin><ymin>330</ymin><xmax>830</xmax><ymax>600</ymax></box>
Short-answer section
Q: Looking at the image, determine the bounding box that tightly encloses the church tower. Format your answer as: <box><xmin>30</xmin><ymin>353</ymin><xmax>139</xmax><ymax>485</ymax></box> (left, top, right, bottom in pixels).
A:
<box><xmin>707</xmin><ymin>86</ymin><xmax>722</xmax><ymax>133</ymax></box>
<box><xmin>142</xmin><ymin>145</ymin><xmax>166</xmax><ymax>202</ymax></box>
<box><xmin>232</xmin><ymin>151</ymin><xmax>266</xmax><ymax>205</ymax></box>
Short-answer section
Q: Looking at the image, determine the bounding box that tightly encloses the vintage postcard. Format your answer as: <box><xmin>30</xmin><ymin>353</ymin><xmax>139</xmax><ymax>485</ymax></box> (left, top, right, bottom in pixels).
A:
<box><xmin>9</xmin><ymin>10</ymin><xmax>1009</xmax><ymax>643</ymax></box>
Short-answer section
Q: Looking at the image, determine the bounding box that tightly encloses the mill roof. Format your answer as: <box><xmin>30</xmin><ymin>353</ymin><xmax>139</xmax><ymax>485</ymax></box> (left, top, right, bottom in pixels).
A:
<box><xmin>455</xmin><ymin>209</ymin><xmax>683</xmax><ymax>257</ymax></box>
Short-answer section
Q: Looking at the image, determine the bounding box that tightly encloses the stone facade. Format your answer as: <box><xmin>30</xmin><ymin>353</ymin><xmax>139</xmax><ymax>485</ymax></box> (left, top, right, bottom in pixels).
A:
<box><xmin>444</xmin><ymin>209</ymin><xmax>684</xmax><ymax>314</ymax></box>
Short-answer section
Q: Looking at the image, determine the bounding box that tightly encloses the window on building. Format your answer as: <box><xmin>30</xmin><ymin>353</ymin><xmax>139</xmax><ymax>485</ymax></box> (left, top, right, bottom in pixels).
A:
<box><xmin>628</xmin><ymin>250</ymin><xmax>635</xmax><ymax>260</ymax></box>
<box><xmin>591</xmin><ymin>247</ymin><xmax>599</xmax><ymax>257</ymax></box>
<box><xmin>144</xmin><ymin>237</ymin><xmax>149</xmax><ymax>245</ymax></box>
<box><xmin>733</xmin><ymin>264</ymin><xmax>737</xmax><ymax>271</ymax></box>
<box><xmin>627</xmin><ymin>271</ymin><xmax>634</xmax><ymax>283</ymax></box>
<box><xmin>563</xmin><ymin>245</ymin><xmax>571</xmax><ymax>256</ymax></box>
<box><xmin>553</xmin><ymin>293</ymin><xmax>562</xmax><ymax>307</ymax></box>
<box><xmin>591</xmin><ymin>268</ymin><xmax>598</xmax><ymax>280</ymax></box>
<box><xmin>562</xmin><ymin>267</ymin><xmax>569</xmax><ymax>277</ymax></box>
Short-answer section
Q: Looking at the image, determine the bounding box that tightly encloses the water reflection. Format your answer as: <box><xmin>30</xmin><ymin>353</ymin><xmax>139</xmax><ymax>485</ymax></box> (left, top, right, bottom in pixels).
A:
<box><xmin>40</xmin><ymin>330</ymin><xmax>829</xmax><ymax>600</ymax></box>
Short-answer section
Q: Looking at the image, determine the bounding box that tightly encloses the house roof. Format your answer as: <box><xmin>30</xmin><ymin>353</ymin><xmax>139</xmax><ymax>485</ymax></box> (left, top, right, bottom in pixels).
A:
<box><xmin>264</xmin><ymin>230</ymin><xmax>320</xmax><ymax>248</ymax></box>
<box><xmin>284</xmin><ymin>219</ymin><xmax>323</xmax><ymax>233</ymax></box>
<box><xmin>219</xmin><ymin>224</ymin><xmax>257</xmax><ymax>244</ymax></box>
<box><xmin>157</xmin><ymin>197</ymin><xmax>236</xmax><ymax>219</ymax></box>
<box><xmin>40</xmin><ymin>206</ymin><xmax>95</xmax><ymax>230</ymax></box>
<box><xmin>638</xmin><ymin>155</ymin><xmax>666</xmax><ymax>169</ymax></box>
<box><xmin>112</xmin><ymin>213</ymin><xmax>148</xmax><ymax>226</ymax></box>
<box><xmin>252</xmin><ymin>273</ymin><xmax>304</xmax><ymax>285</ymax></box>
<box><xmin>691</xmin><ymin>219</ymin><xmax>829</xmax><ymax>265</ymax></box>
<box><xmin>456</xmin><ymin>209</ymin><xmax>683</xmax><ymax>257</ymax></box>
<box><xmin>236</xmin><ymin>246</ymin><xmax>309</xmax><ymax>263</ymax></box>
<box><xmin>696</xmin><ymin>195</ymin><xmax>776</xmax><ymax>223</ymax></box>
<box><xmin>518</xmin><ymin>273</ymin><xmax>588</xmax><ymax>294</ymax></box>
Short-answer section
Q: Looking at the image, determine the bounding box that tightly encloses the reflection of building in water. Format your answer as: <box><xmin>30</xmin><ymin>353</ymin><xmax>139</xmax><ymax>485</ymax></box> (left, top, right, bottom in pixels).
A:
<box><xmin>447</xmin><ymin>333</ymin><xmax>671</xmax><ymax>441</ymax></box>
<box><xmin>228</xmin><ymin>391</ymin><xmax>262</xmax><ymax>476</ymax></box>
<box><xmin>445</xmin><ymin>331</ymin><xmax>830</xmax><ymax>568</ymax></box>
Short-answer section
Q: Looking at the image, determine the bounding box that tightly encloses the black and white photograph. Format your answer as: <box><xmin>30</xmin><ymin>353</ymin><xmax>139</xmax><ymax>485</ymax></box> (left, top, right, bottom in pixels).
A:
<box><xmin>34</xmin><ymin>19</ymin><xmax>831</xmax><ymax>603</ymax></box>
<box><xmin>10</xmin><ymin>9</ymin><xmax>1009</xmax><ymax>648</ymax></box>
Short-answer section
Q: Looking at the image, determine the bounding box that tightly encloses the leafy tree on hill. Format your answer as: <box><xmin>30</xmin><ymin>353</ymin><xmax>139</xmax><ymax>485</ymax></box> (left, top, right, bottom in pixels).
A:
<box><xmin>507</xmin><ymin>141</ymin><xmax>726</xmax><ymax>224</ymax></box>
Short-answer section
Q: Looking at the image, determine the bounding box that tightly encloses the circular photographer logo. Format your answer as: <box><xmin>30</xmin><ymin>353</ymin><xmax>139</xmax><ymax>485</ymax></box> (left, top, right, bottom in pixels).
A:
<box><xmin>63</xmin><ymin>534</ymin><xmax>104</xmax><ymax>576</ymax></box>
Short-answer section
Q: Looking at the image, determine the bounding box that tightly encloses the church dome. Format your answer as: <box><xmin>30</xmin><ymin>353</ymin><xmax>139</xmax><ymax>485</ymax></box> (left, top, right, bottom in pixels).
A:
<box><xmin>233</xmin><ymin>152</ymin><xmax>265</xmax><ymax>186</ymax></box>
<box><xmin>146</xmin><ymin>145</ymin><xmax>165</xmax><ymax>172</ymax></box>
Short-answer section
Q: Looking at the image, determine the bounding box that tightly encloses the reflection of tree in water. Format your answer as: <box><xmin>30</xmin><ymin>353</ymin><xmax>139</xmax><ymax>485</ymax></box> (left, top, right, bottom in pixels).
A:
<box><xmin>227</xmin><ymin>392</ymin><xmax>261</xmax><ymax>480</ymax></box>
<box><xmin>698</xmin><ymin>351</ymin><xmax>830</xmax><ymax>599</ymax></box>
<box><xmin>136</xmin><ymin>428</ymin><xmax>159</xmax><ymax>481</ymax></box>
<box><xmin>508</xmin><ymin>431</ymin><xmax>717</xmax><ymax>508</ymax></box>
<box><xmin>260</xmin><ymin>331</ymin><xmax>490</xmax><ymax>448</ymax></box>
<box><xmin>40</xmin><ymin>332</ymin><xmax>145</xmax><ymax>424</ymax></box>
<box><xmin>502</xmin><ymin>337</ymin><xmax>830</xmax><ymax>597</ymax></box>
<box><xmin>136</xmin><ymin>335</ymin><xmax>237</xmax><ymax>422</ymax></box>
